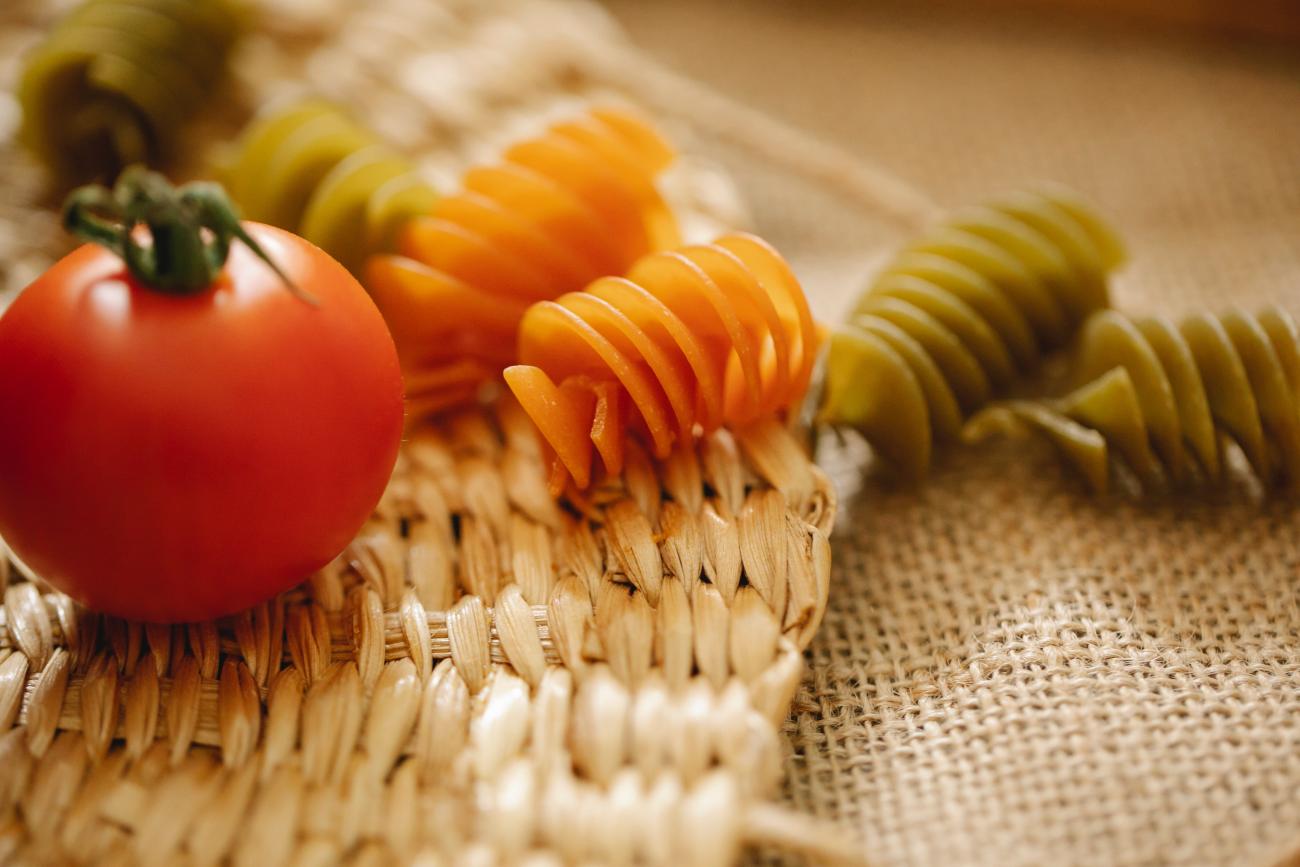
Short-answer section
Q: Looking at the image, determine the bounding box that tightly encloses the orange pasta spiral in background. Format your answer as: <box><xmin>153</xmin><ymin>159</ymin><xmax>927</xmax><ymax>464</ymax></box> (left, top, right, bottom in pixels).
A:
<box><xmin>366</xmin><ymin>107</ymin><xmax>680</xmax><ymax>416</ymax></box>
<box><xmin>504</xmin><ymin>234</ymin><xmax>820</xmax><ymax>492</ymax></box>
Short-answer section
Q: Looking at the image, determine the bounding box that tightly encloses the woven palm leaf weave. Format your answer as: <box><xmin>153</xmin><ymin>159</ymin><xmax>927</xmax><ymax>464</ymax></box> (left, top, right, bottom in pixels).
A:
<box><xmin>0</xmin><ymin>1</ymin><xmax>861</xmax><ymax>864</ymax></box>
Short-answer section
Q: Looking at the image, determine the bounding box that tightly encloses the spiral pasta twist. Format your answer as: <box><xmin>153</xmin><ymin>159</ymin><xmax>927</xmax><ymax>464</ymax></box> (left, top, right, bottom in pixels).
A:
<box><xmin>821</xmin><ymin>185</ymin><xmax>1125</xmax><ymax>480</ymax></box>
<box><xmin>967</xmin><ymin>307</ymin><xmax>1300</xmax><ymax>494</ymax></box>
<box><xmin>221</xmin><ymin>100</ymin><xmax>437</xmax><ymax>276</ymax></box>
<box><xmin>19</xmin><ymin>0</ymin><xmax>243</xmax><ymax>182</ymax></box>
<box><xmin>502</xmin><ymin>233</ymin><xmax>818</xmax><ymax>492</ymax></box>
<box><xmin>366</xmin><ymin>107</ymin><xmax>681</xmax><ymax>417</ymax></box>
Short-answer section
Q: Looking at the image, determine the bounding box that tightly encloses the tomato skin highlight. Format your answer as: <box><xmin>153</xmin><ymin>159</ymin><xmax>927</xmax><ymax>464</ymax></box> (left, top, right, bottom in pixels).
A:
<box><xmin>0</xmin><ymin>223</ymin><xmax>404</xmax><ymax>622</ymax></box>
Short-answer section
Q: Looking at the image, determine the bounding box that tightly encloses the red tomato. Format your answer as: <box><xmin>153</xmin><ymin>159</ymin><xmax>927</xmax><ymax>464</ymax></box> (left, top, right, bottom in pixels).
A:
<box><xmin>0</xmin><ymin>223</ymin><xmax>405</xmax><ymax>622</ymax></box>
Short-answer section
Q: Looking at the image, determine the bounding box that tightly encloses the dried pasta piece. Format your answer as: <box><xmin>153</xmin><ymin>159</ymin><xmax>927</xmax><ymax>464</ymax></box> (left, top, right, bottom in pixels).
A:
<box><xmin>367</xmin><ymin>107</ymin><xmax>680</xmax><ymax>418</ymax></box>
<box><xmin>1074</xmin><ymin>311</ymin><xmax>1185</xmax><ymax>481</ymax></box>
<box><xmin>968</xmin><ymin>306</ymin><xmax>1300</xmax><ymax>495</ymax></box>
<box><xmin>18</xmin><ymin>0</ymin><xmax>243</xmax><ymax>182</ymax></box>
<box><xmin>855</xmin><ymin>296</ymin><xmax>991</xmax><ymax>412</ymax></box>
<box><xmin>853</xmin><ymin>316</ymin><xmax>963</xmax><ymax>444</ymax></box>
<box><xmin>1182</xmin><ymin>312</ymin><xmax>1268</xmax><ymax>478</ymax></box>
<box><xmin>505</xmin><ymin>234</ymin><xmax>818</xmax><ymax>493</ymax></box>
<box><xmin>1058</xmin><ymin>367</ymin><xmax>1162</xmax><ymax>488</ymax></box>
<box><xmin>1135</xmin><ymin>316</ymin><xmax>1219</xmax><ymax>481</ymax></box>
<box><xmin>964</xmin><ymin>401</ymin><xmax>1110</xmax><ymax>494</ymax></box>
<box><xmin>221</xmin><ymin>100</ymin><xmax>436</xmax><ymax>275</ymax></box>
<box><xmin>1219</xmin><ymin>309</ymin><xmax>1300</xmax><ymax>485</ymax></box>
<box><xmin>822</xmin><ymin>326</ymin><xmax>931</xmax><ymax>482</ymax></box>
<box><xmin>824</xmin><ymin>185</ymin><xmax>1124</xmax><ymax>478</ymax></box>
<box><xmin>717</xmin><ymin>233</ymin><xmax>820</xmax><ymax>411</ymax></box>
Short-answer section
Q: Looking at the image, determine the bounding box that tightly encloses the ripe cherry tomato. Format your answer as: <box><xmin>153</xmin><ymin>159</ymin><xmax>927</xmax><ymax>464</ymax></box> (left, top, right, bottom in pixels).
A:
<box><xmin>0</xmin><ymin>173</ymin><xmax>404</xmax><ymax>622</ymax></box>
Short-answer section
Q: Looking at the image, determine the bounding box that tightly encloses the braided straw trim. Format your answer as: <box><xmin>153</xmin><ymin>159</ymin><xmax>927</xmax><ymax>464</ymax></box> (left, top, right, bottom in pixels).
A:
<box><xmin>0</xmin><ymin>0</ymin><xmax>887</xmax><ymax>863</ymax></box>
<box><xmin>0</xmin><ymin>604</ymin><xmax>811</xmax><ymax>755</ymax></box>
<box><xmin>0</xmin><ymin>407</ymin><xmax>858</xmax><ymax>865</ymax></box>
<box><xmin>0</xmin><ymin>414</ymin><xmax>836</xmax><ymax>676</ymax></box>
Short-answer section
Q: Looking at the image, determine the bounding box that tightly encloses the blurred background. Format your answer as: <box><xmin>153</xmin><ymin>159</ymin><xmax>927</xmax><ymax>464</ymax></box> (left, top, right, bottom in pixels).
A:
<box><xmin>603</xmin><ymin>0</ymin><xmax>1300</xmax><ymax>317</ymax></box>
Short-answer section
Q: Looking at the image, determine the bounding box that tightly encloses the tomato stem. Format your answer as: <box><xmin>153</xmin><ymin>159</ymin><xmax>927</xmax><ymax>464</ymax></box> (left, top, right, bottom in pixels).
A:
<box><xmin>62</xmin><ymin>166</ymin><xmax>318</xmax><ymax>305</ymax></box>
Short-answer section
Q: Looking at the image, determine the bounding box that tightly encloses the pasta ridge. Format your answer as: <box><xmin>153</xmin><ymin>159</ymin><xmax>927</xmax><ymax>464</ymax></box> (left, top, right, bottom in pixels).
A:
<box><xmin>19</xmin><ymin>0</ymin><xmax>243</xmax><ymax>182</ymax></box>
<box><xmin>222</xmin><ymin>100</ymin><xmax>437</xmax><ymax>277</ymax></box>
<box><xmin>504</xmin><ymin>233</ymin><xmax>819</xmax><ymax>492</ymax></box>
<box><xmin>366</xmin><ymin>107</ymin><xmax>680</xmax><ymax>418</ymax></box>
<box><xmin>821</xmin><ymin>185</ymin><xmax>1125</xmax><ymax>479</ymax></box>
<box><xmin>967</xmin><ymin>307</ymin><xmax>1300</xmax><ymax>494</ymax></box>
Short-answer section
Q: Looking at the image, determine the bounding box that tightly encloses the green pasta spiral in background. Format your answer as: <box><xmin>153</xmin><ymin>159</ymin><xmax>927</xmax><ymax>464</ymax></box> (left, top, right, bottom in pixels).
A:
<box><xmin>220</xmin><ymin>100</ymin><xmax>438</xmax><ymax>275</ymax></box>
<box><xmin>968</xmin><ymin>307</ymin><xmax>1300</xmax><ymax>495</ymax></box>
<box><xmin>820</xmin><ymin>185</ymin><xmax>1126</xmax><ymax>480</ymax></box>
<box><xmin>18</xmin><ymin>0</ymin><xmax>245</xmax><ymax>183</ymax></box>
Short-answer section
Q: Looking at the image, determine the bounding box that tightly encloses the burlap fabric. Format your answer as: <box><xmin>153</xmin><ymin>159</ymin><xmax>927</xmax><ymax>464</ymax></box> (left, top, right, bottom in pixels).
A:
<box><xmin>602</xmin><ymin>2</ymin><xmax>1300</xmax><ymax>865</ymax></box>
<box><xmin>0</xmin><ymin>3</ymin><xmax>867</xmax><ymax>865</ymax></box>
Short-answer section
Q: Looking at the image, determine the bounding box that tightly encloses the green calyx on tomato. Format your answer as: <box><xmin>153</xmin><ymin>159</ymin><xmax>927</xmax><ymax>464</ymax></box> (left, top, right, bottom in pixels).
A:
<box><xmin>0</xmin><ymin>168</ymin><xmax>406</xmax><ymax>623</ymax></box>
<box><xmin>63</xmin><ymin>165</ymin><xmax>317</xmax><ymax>303</ymax></box>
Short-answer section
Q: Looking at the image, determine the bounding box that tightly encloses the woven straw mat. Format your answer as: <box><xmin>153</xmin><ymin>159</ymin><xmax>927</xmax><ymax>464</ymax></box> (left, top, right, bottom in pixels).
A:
<box><xmin>0</xmin><ymin>1</ymin><xmax>868</xmax><ymax>865</ymax></box>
